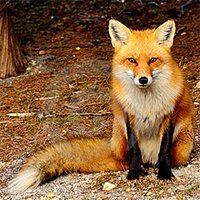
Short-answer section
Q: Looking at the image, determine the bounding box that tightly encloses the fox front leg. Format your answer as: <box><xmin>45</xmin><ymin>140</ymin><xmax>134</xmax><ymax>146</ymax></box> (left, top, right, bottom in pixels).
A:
<box><xmin>126</xmin><ymin>116</ymin><xmax>146</xmax><ymax>180</ymax></box>
<box><xmin>157</xmin><ymin>121</ymin><xmax>174</xmax><ymax>180</ymax></box>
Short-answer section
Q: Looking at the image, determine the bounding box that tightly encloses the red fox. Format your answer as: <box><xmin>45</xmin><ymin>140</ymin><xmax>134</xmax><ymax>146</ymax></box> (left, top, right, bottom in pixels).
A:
<box><xmin>7</xmin><ymin>19</ymin><xmax>195</xmax><ymax>193</ymax></box>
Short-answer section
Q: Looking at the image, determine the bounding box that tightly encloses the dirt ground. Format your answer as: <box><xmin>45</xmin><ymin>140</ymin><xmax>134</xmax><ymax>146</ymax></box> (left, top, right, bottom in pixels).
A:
<box><xmin>0</xmin><ymin>1</ymin><xmax>199</xmax><ymax>199</ymax></box>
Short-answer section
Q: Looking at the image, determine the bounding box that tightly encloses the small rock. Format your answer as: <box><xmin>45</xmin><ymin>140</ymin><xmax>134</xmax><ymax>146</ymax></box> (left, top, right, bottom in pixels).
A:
<box><xmin>182</xmin><ymin>64</ymin><xmax>188</xmax><ymax>69</ymax></box>
<box><xmin>125</xmin><ymin>188</ymin><xmax>131</xmax><ymax>192</ymax></box>
<box><xmin>69</xmin><ymin>84</ymin><xmax>74</xmax><ymax>88</ymax></box>
<box><xmin>195</xmin><ymin>81</ymin><xmax>200</xmax><ymax>89</ymax></box>
<box><xmin>159</xmin><ymin>190</ymin><xmax>164</xmax><ymax>195</ymax></box>
<box><xmin>31</xmin><ymin>60</ymin><xmax>37</xmax><ymax>66</ymax></box>
<box><xmin>39</xmin><ymin>50</ymin><xmax>46</xmax><ymax>55</ymax></box>
<box><xmin>102</xmin><ymin>182</ymin><xmax>116</xmax><ymax>191</ymax></box>
<box><xmin>47</xmin><ymin>192</ymin><xmax>55</xmax><ymax>197</ymax></box>
<box><xmin>181</xmin><ymin>32</ymin><xmax>187</xmax><ymax>36</ymax></box>
<box><xmin>147</xmin><ymin>191</ymin><xmax>152</xmax><ymax>196</ymax></box>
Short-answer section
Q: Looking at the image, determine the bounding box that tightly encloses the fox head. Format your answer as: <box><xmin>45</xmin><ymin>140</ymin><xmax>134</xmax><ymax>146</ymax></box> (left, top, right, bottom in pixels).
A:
<box><xmin>109</xmin><ymin>19</ymin><xmax>176</xmax><ymax>89</ymax></box>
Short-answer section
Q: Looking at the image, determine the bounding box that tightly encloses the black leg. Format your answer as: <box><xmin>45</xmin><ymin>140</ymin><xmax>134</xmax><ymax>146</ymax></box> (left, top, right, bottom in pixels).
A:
<box><xmin>126</xmin><ymin>116</ymin><xmax>146</xmax><ymax>180</ymax></box>
<box><xmin>158</xmin><ymin>121</ymin><xmax>174</xmax><ymax>180</ymax></box>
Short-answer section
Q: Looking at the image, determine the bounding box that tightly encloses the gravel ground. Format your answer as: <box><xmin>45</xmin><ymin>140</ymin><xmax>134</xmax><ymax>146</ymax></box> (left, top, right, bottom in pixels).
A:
<box><xmin>0</xmin><ymin>154</ymin><xmax>199</xmax><ymax>200</ymax></box>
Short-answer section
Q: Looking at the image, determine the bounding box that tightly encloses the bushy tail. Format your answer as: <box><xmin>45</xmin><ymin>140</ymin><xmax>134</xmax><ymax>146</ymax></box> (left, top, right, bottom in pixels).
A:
<box><xmin>7</xmin><ymin>138</ymin><xmax>127</xmax><ymax>194</ymax></box>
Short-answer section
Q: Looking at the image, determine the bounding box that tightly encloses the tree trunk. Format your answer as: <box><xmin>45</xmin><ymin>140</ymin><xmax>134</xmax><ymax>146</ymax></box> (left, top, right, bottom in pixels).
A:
<box><xmin>0</xmin><ymin>0</ymin><xmax>26</xmax><ymax>79</ymax></box>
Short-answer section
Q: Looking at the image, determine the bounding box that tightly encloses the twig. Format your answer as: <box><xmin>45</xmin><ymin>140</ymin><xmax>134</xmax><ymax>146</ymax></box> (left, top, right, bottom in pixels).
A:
<box><xmin>65</xmin><ymin>104</ymin><xmax>80</xmax><ymax>109</ymax></box>
<box><xmin>33</xmin><ymin>44</ymin><xmax>96</xmax><ymax>51</ymax></box>
<box><xmin>0</xmin><ymin>120</ymin><xmax>12</xmax><ymax>124</ymax></box>
<box><xmin>7</xmin><ymin>112</ymin><xmax>36</xmax><ymax>117</ymax></box>
<box><xmin>58</xmin><ymin>112</ymin><xmax>112</xmax><ymax>117</ymax></box>
<box><xmin>35</xmin><ymin>96</ymin><xmax>59</xmax><ymax>101</ymax></box>
<box><xmin>6</xmin><ymin>111</ymin><xmax>112</xmax><ymax>118</ymax></box>
<box><xmin>84</xmin><ymin>102</ymin><xmax>103</xmax><ymax>106</ymax></box>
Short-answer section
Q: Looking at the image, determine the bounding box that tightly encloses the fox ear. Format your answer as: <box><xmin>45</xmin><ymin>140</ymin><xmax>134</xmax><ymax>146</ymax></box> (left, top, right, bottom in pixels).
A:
<box><xmin>154</xmin><ymin>20</ymin><xmax>176</xmax><ymax>48</ymax></box>
<box><xmin>109</xmin><ymin>20</ymin><xmax>131</xmax><ymax>48</ymax></box>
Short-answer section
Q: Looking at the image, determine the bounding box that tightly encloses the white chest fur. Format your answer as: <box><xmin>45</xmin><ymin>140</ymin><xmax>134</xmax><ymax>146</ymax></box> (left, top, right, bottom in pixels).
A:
<box><xmin>134</xmin><ymin>112</ymin><xmax>163</xmax><ymax>164</ymax></box>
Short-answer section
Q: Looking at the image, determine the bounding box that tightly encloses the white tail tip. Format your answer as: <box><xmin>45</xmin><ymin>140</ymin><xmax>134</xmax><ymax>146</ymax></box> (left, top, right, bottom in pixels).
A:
<box><xmin>7</xmin><ymin>168</ymin><xmax>41</xmax><ymax>194</ymax></box>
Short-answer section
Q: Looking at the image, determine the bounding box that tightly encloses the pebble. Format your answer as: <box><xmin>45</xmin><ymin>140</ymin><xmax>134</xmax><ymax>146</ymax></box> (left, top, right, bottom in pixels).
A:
<box><xmin>31</xmin><ymin>60</ymin><xmax>37</xmax><ymax>66</ymax></box>
<box><xmin>181</xmin><ymin>32</ymin><xmax>187</xmax><ymax>36</ymax></box>
<box><xmin>147</xmin><ymin>191</ymin><xmax>152</xmax><ymax>196</ymax></box>
<box><xmin>39</xmin><ymin>50</ymin><xmax>46</xmax><ymax>55</ymax></box>
<box><xmin>125</xmin><ymin>188</ymin><xmax>131</xmax><ymax>192</ymax></box>
<box><xmin>195</xmin><ymin>81</ymin><xmax>200</xmax><ymax>89</ymax></box>
<box><xmin>47</xmin><ymin>192</ymin><xmax>55</xmax><ymax>197</ymax></box>
<box><xmin>102</xmin><ymin>182</ymin><xmax>116</xmax><ymax>191</ymax></box>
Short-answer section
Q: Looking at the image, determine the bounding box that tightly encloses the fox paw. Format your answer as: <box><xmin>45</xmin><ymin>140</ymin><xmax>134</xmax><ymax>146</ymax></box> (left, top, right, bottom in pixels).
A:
<box><xmin>127</xmin><ymin>169</ymin><xmax>147</xmax><ymax>180</ymax></box>
<box><xmin>158</xmin><ymin>166</ymin><xmax>173</xmax><ymax>180</ymax></box>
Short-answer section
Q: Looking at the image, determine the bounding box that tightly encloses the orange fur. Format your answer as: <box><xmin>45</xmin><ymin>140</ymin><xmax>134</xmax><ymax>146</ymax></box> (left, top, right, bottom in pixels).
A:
<box><xmin>171</xmin><ymin>84</ymin><xmax>195</xmax><ymax>166</ymax></box>
<box><xmin>8</xmin><ymin>138</ymin><xmax>127</xmax><ymax>193</ymax></box>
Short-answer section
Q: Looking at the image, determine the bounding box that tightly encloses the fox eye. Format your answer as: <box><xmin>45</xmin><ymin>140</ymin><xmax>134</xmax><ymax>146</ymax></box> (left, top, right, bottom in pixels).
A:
<box><xmin>128</xmin><ymin>57</ymin><xmax>136</xmax><ymax>63</ymax></box>
<box><xmin>149</xmin><ymin>57</ymin><xmax>158</xmax><ymax>63</ymax></box>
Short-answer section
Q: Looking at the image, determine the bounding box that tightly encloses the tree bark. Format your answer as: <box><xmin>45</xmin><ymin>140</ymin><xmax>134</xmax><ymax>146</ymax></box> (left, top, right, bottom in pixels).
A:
<box><xmin>0</xmin><ymin>0</ymin><xmax>26</xmax><ymax>78</ymax></box>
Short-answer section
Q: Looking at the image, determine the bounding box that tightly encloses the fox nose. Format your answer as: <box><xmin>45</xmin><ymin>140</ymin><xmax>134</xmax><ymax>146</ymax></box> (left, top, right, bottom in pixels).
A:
<box><xmin>139</xmin><ymin>76</ymin><xmax>148</xmax><ymax>85</ymax></box>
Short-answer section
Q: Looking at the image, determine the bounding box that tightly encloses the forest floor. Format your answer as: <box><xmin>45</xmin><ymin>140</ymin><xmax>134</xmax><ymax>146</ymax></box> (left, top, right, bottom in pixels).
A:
<box><xmin>0</xmin><ymin>1</ymin><xmax>199</xmax><ymax>199</ymax></box>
